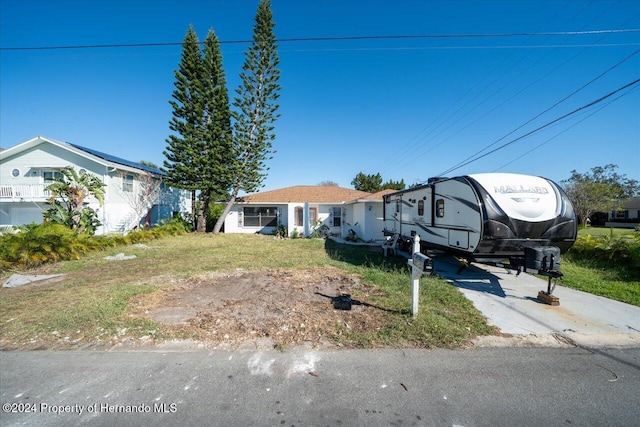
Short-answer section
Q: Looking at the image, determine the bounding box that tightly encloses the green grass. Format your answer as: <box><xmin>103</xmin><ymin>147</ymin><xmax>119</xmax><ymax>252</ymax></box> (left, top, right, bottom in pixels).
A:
<box><xmin>560</xmin><ymin>258</ymin><xmax>640</xmax><ymax>306</ymax></box>
<box><xmin>2</xmin><ymin>232</ymin><xmax>637</xmax><ymax>350</ymax></box>
<box><xmin>0</xmin><ymin>234</ymin><xmax>495</xmax><ymax>349</ymax></box>
<box><xmin>578</xmin><ymin>226</ymin><xmax>635</xmax><ymax>238</ymax></box>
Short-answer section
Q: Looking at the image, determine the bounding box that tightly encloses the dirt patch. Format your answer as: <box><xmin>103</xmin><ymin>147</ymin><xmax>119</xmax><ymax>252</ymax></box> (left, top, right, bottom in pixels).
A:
<box><xmin>129</xmin><ymin>266</ymin><xmax>394</xmax><ymax>350</ymax></box>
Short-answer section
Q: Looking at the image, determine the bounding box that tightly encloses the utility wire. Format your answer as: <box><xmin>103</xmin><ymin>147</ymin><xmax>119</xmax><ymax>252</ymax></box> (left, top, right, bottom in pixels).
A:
<box><xmin>2</xmin><ymin>28</ymin><xmax>639</xmax><ymax>51</ymax></box>
<box><xmin>493</xmin><ymin>85</ymin><xmax>638</xmax><ymax>172</ymax></box>
<box><xmin>436</xmin><ymin>78</ymin><xmax>640</xmax><ymax>176</ymax></box>
<box><xmin>436</xmin><ymin>48</ymin><xmax>640</xmax><ymax>177</ymax></box>
<box><xmin>377</xmin><ymin>5</ymin><xmax>639</xmax><ymax>177</ymax></box>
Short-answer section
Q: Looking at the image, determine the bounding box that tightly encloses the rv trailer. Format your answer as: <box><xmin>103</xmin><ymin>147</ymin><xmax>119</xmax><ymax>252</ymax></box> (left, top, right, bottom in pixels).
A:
<box><xmin>382</xmin><ymin>173</ymin><xmax>577</xmax><ymax>273</ymax></box>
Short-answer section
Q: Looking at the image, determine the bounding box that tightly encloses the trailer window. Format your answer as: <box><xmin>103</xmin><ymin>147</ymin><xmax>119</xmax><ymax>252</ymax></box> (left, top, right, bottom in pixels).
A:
<box><xmin>436</xmin><ymin>199</ymin><xmax>445</xmax><ymax>217</ymax></box>
<box><xmin>418</xmin><ymin>200</ymin><xmax>424</xmax><ymax>216</ymax></box>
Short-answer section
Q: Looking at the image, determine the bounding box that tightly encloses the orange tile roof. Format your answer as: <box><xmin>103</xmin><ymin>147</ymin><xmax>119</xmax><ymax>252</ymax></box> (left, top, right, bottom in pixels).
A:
<box><xmin>238</xmin><ymin>186</ymin><xmax>373</xmax><ymax>203</ymax></box>
<box><xmin>356</xmin><ymin>189</ymin><xmax>397</xmax><ymax>200</ymax></box>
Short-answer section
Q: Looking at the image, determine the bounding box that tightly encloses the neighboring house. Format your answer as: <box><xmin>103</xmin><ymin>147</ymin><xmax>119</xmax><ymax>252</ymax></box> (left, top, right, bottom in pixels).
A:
<box><xmin>605</xmin><ymin>197</ymin><xmax>640</xmax><ymax>228</ymax></box>
<box><xmin>0</xmin><ymin>136</ymin><xmax>190</xmax><ymax>234</ymax></box>
<box><xmin>224</xmin><ymin>185</ymin><xmax>395</xmax><ymax>242</ymax></box>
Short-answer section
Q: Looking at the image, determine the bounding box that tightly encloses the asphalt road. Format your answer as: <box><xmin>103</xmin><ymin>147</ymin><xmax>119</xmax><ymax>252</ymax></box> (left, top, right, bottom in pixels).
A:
<box><xmin>1</xmin><ymin>346</ymin><xmax>639</xmax><ymax>426</ymax></box>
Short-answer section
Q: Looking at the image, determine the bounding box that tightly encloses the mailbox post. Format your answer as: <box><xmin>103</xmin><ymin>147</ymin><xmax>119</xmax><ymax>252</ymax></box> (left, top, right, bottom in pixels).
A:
<box><xmin>407</xmin><ymin>235</ymin><xmax>433</xmax><ymax>318</ymax></box>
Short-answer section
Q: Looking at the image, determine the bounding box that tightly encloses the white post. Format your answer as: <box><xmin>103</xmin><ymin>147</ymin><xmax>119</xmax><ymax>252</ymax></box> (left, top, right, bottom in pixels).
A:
<box><xmin>413</xmin><ymin>234</ymin><xmax>421</xmax><ymax>256</ymax></box>
<box><xmin>303</xmin><ymin>202</ymin><xmax>310</xmax><ymax>237</ymax></box>
<box><xmin>411</xmin><ymin>235</ymin><xmax>421</xmax><ymax>318</ymax></box>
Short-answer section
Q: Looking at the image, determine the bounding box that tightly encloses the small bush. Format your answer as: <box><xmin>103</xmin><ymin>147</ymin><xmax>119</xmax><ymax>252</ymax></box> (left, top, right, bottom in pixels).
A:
<box><xmin>0</xmin><ymin>219</ymin><xmax>190</xmax><ymax>272</ymax></box>
<box><xmin>566</xmin><ymin>229</ymin><xmax>640</xmax><ymax>277</ymax></box>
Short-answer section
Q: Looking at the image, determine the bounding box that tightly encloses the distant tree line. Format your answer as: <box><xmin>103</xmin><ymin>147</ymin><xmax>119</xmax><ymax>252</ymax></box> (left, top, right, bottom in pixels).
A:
<box><xmin>351</xmin><ymin>172</ymin><xmax>405</xmax><ymax>193</ymax></box>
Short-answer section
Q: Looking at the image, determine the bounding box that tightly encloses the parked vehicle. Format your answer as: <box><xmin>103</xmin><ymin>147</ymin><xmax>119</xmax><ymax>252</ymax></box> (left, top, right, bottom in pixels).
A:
<box><xmin>383</xmin><ymin>173</ymin><xmax>577</xmax><ymax>269</ymax></box>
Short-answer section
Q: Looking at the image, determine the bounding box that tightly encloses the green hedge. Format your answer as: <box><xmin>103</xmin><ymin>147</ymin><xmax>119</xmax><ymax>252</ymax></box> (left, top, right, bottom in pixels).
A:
<box><xmin>0</xmin><ymin>219</ymin><xmax>189</xmax><ymax>272</ymax></box>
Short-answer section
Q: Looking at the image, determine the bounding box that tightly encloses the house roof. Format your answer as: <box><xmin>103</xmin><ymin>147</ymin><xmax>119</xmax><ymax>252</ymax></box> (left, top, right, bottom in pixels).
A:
<box><xmin>347</xmin><ymin>188</ymin><xmax>397</xmax><ymax>203</ymax></box>
<box><xmin>239</xmin><ymin>186</ymin><xmax>373</xmax><ymax>204</ymax></box>
<box><xmin>0</xmin><ymin>136</ymin><xmax>164</xmax><ymax>176</ymax></box>
<box><xmin>68</xmin><ymin>143</ymin><xmax>164</xmax><ymax>175</ymax></box>
<box><xmin>624</xmin><ymin>197</ymin><xmax>640</xmax><ymax>210</ymax></box>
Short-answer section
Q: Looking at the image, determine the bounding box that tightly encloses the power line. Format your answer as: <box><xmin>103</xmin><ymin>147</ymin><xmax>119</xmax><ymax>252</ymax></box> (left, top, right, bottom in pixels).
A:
<box><xmin>376</xmin><ymin>6</ymin><xmax>640</xmax><ymax>178</ymax></box>
<box><xmin>492</xmin><ymin>85</ymin><xmax>638</xmax><ymax>172</ymax></box>
<box><xmin>436</xmin><ymin>48</ymin><xmax>640</xmax><ymax>177</ymax></box>
<box><xmin>436</xmin><ymin>78</ymin><xmax>640</xmax><ymax>177</ymax></box>
<box><xmin>2</xmin><ymin>28</ymin><xmax>639</xmax><ymax>51</ymax></box>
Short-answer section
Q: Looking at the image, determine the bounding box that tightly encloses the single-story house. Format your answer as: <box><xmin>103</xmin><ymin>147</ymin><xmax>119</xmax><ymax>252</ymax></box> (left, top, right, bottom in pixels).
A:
<box><xmin>0</xmin><ymin>136</ymin><xmax>190</xmax><ymax>234</ymax></box>
<box><xmin>605</xmin><ymin>196</ymin><xmax>640</xmax><ymax>228</ymax></box>
<box><xmin>224</xmin><ymin>185</ymin><xmax>396</xmax><ymax>242</ymax></box>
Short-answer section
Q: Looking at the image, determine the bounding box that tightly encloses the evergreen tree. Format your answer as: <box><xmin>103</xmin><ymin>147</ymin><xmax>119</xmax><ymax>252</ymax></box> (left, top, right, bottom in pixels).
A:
<box><xmin>352</xmin><ymin>172</ymin><xmax>383</xmax><ymax>192</ymax></box>
<box><xmin>163</xmin><ymin>26</ymin><xmax>233</xmax><ymax>232</ymax></box>
<box><xmin>213</xmin><ymin>0</ymin><xmax>281</xmax><ymax>234</ymax></box>
<box><xmin>196</xmin><ymin>29</ymin><xmax>233</xmax><ymax>232</ymax></box>
<box><xmin>382</xmin><ymin>178</ymin><xmax>405</xmax><ymax>191</ymax></box>
<box><xmin>163</xmin><ymin>25</ymin><xmax>203</xmax><ymax>228</ymax></box>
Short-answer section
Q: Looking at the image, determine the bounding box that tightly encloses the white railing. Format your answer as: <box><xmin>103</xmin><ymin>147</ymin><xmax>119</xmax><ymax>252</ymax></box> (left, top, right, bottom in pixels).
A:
<box><xmin>0</xmin><ymin>184</ymin><xmax>52</xmax><ymax>201</ymax></box>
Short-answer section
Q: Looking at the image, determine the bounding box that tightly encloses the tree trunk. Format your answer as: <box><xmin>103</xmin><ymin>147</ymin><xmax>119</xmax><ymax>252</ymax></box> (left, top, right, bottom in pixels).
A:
<box><xmin>212</xmin><ymin>190</ymin><xmax>238</xmax><ymax>234</ymax></box>
<box><xmin>196</xmin><ymin>190</ymin><xmax>211</xmax><ymax>233</ymax></box>
<box><xmin>191</xmin><ymin>190</ymin><xmax>197</xmax><ymax>231</ymax></box>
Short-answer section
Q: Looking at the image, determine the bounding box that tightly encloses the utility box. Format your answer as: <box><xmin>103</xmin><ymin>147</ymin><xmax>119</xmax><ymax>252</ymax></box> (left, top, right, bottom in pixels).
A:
<box><xmin>412</xmin><ymin>252</ymin><xmax>433</xmax><ymax>273</ymax></box>
<box><xmin>525</xmin><ymin>246</ymin><xmax>560</xmax><ymax>272</ymax></box>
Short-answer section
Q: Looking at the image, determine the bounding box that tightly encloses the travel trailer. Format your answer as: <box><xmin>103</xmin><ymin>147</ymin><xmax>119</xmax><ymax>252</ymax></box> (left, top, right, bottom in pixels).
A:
<box><xmin>383</xmin><ymin>173</ymin><xmax>577</xmax><ymax>270</ymax></box>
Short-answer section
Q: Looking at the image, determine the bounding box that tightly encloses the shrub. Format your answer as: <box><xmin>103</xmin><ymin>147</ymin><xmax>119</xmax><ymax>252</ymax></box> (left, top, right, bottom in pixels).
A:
<box><xmin>566</xmin><ymin>229</ymin><xmax>640</xmax><ymax>276</ymax></box>
<box><xmin>0</xmin><ymin>218</ymin><xmax>190</xmax><ymax>272</ymax></box>
<box><xmin>0</xmin><ymin>223</ymin><xmax>91</xmax><ymax>269</ymax></box>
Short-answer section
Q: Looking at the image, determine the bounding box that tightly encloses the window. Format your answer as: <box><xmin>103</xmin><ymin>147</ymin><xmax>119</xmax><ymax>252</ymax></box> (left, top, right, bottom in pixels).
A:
<box><xmin>123</xmin><ymin>174</ymin><xmax>134</xmax><ymax>192</ymax></box>
<box><xmin>294</xmin><ymin>206</ymin><xmax>303</xmax><ymax>226</ymax></box>
<box><xmin>43</xmin><ymin>171</ymin><xmax>63</xmax><ymax>182</ymax></box>
<box><xmin>418</xmin><ymin>200</ymin><xmax>425</xmax><ymax>216</ymax></box>
<box><xmin>11</xmin><ymin>169</ymin><xmax>20</xmax><ymax>178</ymax></box>
<box><xmin>294</xmin><ymin>206</ymin><xmax>317</xmax><ymax>227</ymax></box>
<box><xmin>613</xmin><ymin>210</ymin><xmax>627</xmax><ymax>220</ymax></box>
<box><xmin>436</xmin><ymin>199</ymin><xmax>445</xmax><ymax>218</ymax></box>
<box><xmin>243</xmin><ymin>207</ymin><xmax>278</xmax><ymax>227</ymax></box>
<box><xmin>332</xmin><ymin>207</ymin><xmax>341</xmax><ymax>227</ymax></box>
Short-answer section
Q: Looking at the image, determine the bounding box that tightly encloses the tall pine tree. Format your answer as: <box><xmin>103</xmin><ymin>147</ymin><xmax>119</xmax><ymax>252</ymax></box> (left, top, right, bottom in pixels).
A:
<box><xmin>164</xmin><ymin>25</ymin><xmax>232</xmax><ymax>232</ymax></box>
<box><xmin>213</xmin><ymin>0</ymin><xmax>281</xmax><ymax>233</ymax></box>
<box><xmin>197</xmin><ymin>29</ymin><xmax>233</xmax><ymax>232</ymax></box>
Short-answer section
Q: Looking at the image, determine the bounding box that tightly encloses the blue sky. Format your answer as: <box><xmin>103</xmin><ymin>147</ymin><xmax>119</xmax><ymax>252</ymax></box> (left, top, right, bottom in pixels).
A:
<box><xmin>1</xmin><ymin>0</ymin><xmax>638</xmax><ymax>193</ymax></box>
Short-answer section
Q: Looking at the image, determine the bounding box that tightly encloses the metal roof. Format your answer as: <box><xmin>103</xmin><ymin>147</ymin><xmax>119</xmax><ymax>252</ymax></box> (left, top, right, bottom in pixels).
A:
<box><xmin>69</xmin><ymin>143</ymin><xmax>165</xmax><ymax>176</ymax></box>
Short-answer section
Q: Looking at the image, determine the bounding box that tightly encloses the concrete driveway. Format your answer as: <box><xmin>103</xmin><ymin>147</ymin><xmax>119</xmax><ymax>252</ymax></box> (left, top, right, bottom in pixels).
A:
<box><xmin>431</xmin><ymin>256</ymin><xmax>640</xmax><ymax>348</ymax></box>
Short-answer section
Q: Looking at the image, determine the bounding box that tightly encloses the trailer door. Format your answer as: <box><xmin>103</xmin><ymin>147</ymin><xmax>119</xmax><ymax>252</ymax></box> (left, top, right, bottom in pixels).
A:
<box><xmin>449</xmin><ymin>229</ymin><xmax>469</xmax><ymax>249</ymax></box>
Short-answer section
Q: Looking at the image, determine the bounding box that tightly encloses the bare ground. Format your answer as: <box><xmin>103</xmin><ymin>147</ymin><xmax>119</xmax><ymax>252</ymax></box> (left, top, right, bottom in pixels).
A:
<box><xmin>128</xmin><ymin>266</ymin><xmax>394</xmax><ymax>350</ymax></box>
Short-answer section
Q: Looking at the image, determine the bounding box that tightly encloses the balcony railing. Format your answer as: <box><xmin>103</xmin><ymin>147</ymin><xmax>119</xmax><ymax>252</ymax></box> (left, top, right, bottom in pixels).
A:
<box><xmin>0</xmin><ymin>184</ymin><xmax>52</xmax><ymax>201</ymax></box>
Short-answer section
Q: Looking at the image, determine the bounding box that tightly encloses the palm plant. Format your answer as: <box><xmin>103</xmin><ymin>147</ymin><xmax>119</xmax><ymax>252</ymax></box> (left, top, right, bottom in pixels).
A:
<box><xmin>43</xmin><ymin>167</ymin><xmax>106</xmax><ymax>234</ymax></box>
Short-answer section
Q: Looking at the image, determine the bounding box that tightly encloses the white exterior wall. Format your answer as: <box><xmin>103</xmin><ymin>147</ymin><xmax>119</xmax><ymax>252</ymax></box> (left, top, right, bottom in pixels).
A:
<box><xmin>226</xmin><ymin>202</ymin><xmax>344</xmax><ymax>237</ymax></box>
<box><xmin>0</xmin><ymin>139</ymin><xmax>189</xmax><ymax>234</ymax></box>
<box><xmin>364</xmin><ymin>202</ymin><xmax>386</xmax><ymax>242</ymax></box>
<box><xmin>225</xmin><ymin>204</ymin><xmax>288</xmax><ymax>235</ymax></box>
<box><xmin>343</xmin><ymin>201</ymin><xmax>386</xmax><ymax>242</ymax></box>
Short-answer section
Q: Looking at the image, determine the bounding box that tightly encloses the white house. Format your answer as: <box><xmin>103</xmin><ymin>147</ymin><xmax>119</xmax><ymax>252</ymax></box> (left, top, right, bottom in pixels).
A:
<box><xmin>0</xmin><ymin>136</ymin><xmax>190</xmax><ymax>234</ymax></box>
<box><xmin>224</xmin><ymin>185</ymin><xmax>395</xmax><ymax>242</ymax></box>
<box><xmin>605</xmin><ymin>197</ymin><xmax>640</xmax><ymax>228</ymax></box>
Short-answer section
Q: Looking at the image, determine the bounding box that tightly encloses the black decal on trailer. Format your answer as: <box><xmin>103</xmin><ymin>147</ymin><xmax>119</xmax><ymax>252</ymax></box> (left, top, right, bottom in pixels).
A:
<box><xmin>453</xmin><ymin>197</ymin><xmax>481</xmax><ymax>213</ymax></box>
